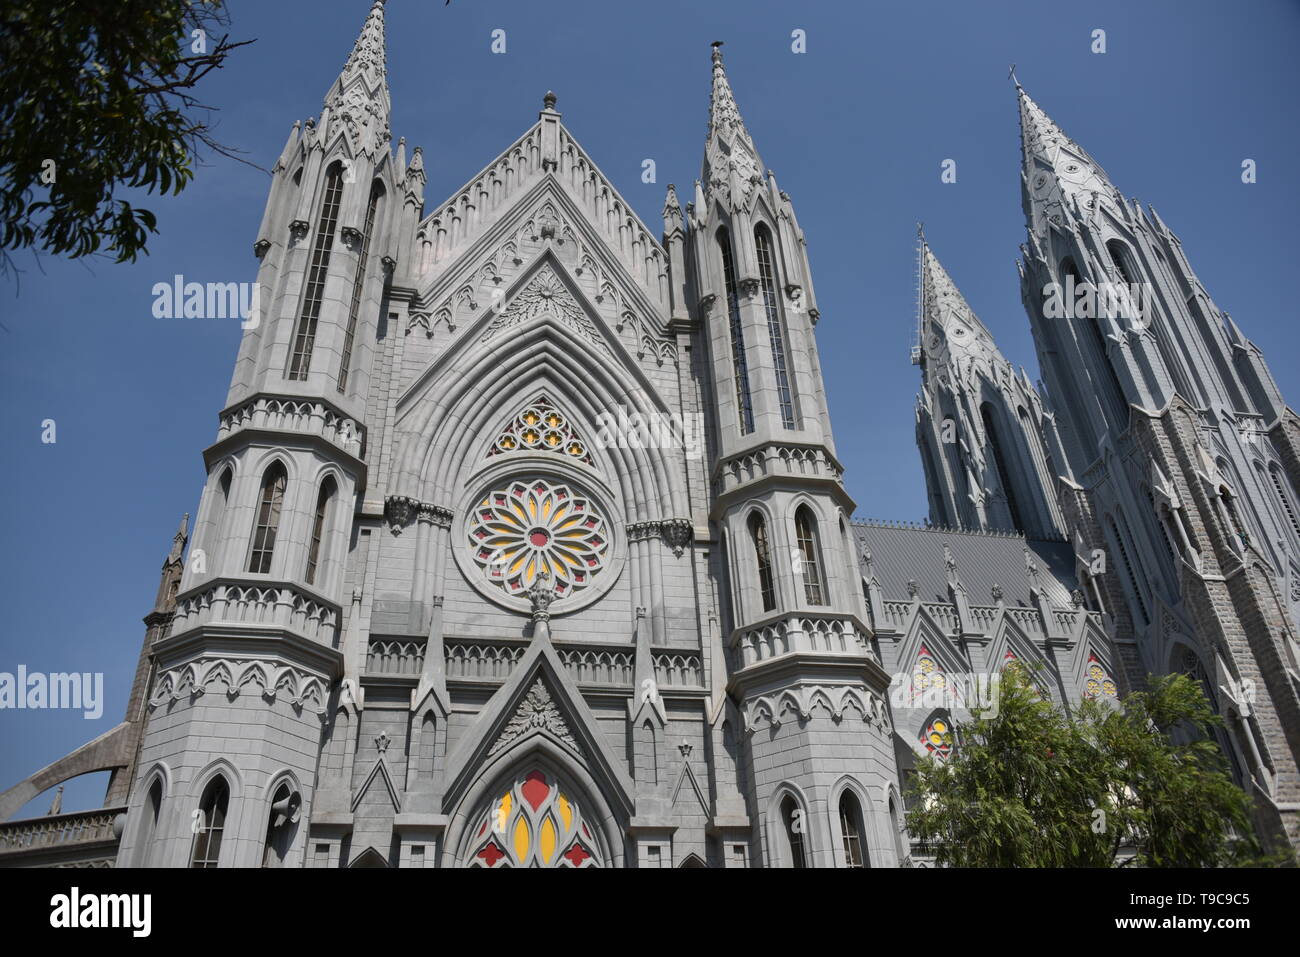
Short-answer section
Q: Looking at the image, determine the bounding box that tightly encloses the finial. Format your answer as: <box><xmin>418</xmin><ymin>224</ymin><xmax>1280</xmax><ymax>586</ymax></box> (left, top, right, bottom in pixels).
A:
<box><xmin>711</xmin><ymin>40</ymin><xmax>724</xmax><ymax>64</ymax></box>
<box><xmin>543</xmin><ymin>90</ymin><xmax>557</xmax><ymax>110</ymax></box>
<box><xmin>917</xmin><ymin>221</ymin><xmax>926</xmax><ymax>241</ymax></box>
<box><xmin>1008</xmin><ymin>63</ymin><xmax>1020</xmax><ymax>88</ymax></box>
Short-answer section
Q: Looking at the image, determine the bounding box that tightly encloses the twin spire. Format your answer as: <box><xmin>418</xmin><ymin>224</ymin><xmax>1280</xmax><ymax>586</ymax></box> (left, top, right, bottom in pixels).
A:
<box><xmin>916</xmin><ymin>238</ymin><xmax>1003</xmax><ymax>378</ymax></box>
<box><xmin>322</xmin><ymin>0</ymin><xmax>391</xmax><ymax>159</ymax></box>
<box><xmin>1014</xmin><ymin>78</ymin><xmax>1119</xmax><ymax>238</ymax></box>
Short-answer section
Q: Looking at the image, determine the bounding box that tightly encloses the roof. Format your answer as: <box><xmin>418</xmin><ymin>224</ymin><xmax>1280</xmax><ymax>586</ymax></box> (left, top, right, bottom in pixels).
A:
<box><xmin>851</xmin><ymin>521</ymin><xmax>1077</xmax><ymax>608</ymax></box>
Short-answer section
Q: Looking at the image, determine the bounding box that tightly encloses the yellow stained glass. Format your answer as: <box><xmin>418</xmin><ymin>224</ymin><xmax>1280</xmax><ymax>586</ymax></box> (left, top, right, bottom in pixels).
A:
<box><xmin>540</xmin><ymin>816</ymin><xmax>557</xmax><ymax>863</ymax></box>
<box><xmin>558</xmin><ymin>794</ymin><xmax>572</xmax><ymax>832</ymax></box>
<box><xmin>513</xmin><ymin>816</ymin><xmax>529</xmax><ymax>860</ymax></box>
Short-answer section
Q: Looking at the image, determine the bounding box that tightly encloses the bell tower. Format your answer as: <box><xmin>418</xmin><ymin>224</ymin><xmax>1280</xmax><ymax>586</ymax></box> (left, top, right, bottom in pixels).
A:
<box><xmin>688</xmin><ymin>43</ymin><xmax>899</xmax><ymax>867</ymax></box>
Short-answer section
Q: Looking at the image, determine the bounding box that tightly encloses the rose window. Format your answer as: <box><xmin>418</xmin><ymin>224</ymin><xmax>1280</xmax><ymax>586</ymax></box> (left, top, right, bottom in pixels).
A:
<box><xmin>468</xmin><ymin>478</ymin><xmax>609</xmax><ymax>599</ymax></box>
<box><xmin>468</xmin><ymin>769</ymin><xmax>601</xmax><ymax>868</ymax></box>
<box><xmin>912</xmin><ymin>646</ymin><xmax>946</xmax><ymax>694</ymax></box>
<box><xmin>487</xmin><ymin>396</ymin><xmax>591</xmax><ymax>465</ymax></box>
<box><xmin>1083</xmin><ymin>654</ymin><xmax>1117</xmax><ymax>700</ymax></box>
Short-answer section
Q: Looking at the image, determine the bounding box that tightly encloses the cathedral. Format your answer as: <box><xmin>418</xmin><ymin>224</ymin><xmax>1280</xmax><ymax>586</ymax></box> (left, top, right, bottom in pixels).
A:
<box><xmin>2</xmin><ymin>0</ymin><xmax>1299</xmax><ymax>867</ymax></box>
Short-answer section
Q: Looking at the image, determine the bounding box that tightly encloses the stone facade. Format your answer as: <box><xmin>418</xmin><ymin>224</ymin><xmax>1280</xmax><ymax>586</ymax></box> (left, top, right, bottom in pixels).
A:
<box><xmin>1</xmin><ymin>2</ymin><xmax>1294</xmax><ymax>868</ymax></box>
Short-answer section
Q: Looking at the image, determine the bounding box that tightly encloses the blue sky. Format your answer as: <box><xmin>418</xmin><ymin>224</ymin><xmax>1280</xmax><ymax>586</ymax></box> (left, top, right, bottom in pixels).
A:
<box><xmin>2</xmin><ymin>0</ymin><xmax>1297</xmax><ymax>814</ymax></box>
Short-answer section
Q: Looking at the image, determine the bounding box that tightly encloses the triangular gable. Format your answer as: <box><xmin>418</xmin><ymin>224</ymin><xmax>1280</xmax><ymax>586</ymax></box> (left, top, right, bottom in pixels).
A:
<box><xmin>417</xmin><ymin>123</ymin><xmax>666</xmax><ymax>306</ymax></box>
<box><xmin>397</xmin><ymin>248</ymin><xmax>675</xmax><ymax>418</ymax></box>
<box><xmin>670</xmin><ymin>759</ymin><xmax>708</xmax><ymax>817</ymax></box>
<box><xmin>351</xmin><ymin>756</ymin><xmax>401</xmax><ymax>813</ymax></box>
<box><xmin>442</xmin><ymin>638</ymin><xmax>635</xmax><ymax>817</ymax></box>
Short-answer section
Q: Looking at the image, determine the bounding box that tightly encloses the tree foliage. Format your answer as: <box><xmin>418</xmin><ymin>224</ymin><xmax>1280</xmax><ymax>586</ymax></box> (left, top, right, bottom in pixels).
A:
<box><xmin>0</xmin><ymin>0</ymin><xmax>251</xmax><ymax>273</ymax></box>
<box><xmin>904</xmin><ymin>665</ymin><xmax>1274</xmax><ymax>867</ymax></box>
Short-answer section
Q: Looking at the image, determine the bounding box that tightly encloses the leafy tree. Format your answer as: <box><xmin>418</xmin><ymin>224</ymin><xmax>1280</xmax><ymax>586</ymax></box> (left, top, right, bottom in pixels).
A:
<box><xmin>0</xmin><ymin>0</ymin><xmax>252</xmax><ymax>274</ymax></box>
<box><xmin>904</xmin><ymin>664</ymin><xmax>1275</xmax><ymax>867</ymax></box>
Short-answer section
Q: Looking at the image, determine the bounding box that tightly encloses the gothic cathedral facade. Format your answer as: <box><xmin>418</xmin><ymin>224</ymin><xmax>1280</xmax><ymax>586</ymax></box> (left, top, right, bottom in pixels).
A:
<box><xmin>3</xmin><ymin>1</ymin><xmax>1298</xmax><ymax>867</ymax></box>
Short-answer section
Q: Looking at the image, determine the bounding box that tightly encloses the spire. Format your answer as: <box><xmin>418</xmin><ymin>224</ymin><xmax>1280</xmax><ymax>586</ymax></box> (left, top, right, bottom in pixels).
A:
<box><xmin>168</xmin><ymin>513</ymin><xmax>189</xmax><ymax>564</ymax></box>
<box><xmin>916</xmin><ymin>238</ymin><xmax>1003</xmax><ymax>378</ymax></box>
<box><xmin>662</xmin><ymin>182</ymin><xmax>683</xmax><ymax>234</ymax></box>
<box><xmin>702</xmin><ymin>42</ymin><xmax>763</xmax><ymax>212</ymax></box>
<box><xmin>323</xmin><ymin>0</ymin><xmax>391</xmax><ymax>159</ymax></box>
<box><xmin>1016</xmin><ymin>81</ymin><xmax>1117</xmax><ymax>238</ymax></box>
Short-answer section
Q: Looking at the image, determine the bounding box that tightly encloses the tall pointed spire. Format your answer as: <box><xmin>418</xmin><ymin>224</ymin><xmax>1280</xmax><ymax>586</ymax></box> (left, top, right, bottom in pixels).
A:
<box><xmin>1016</xmin><ymin>82</ymin><xmax>1117</xmax><ymax>238</ymax></box>
<box><xmin>167</xmin><ymin>513</ymin><xmax>189</xmax><ymax>564</ymax></box>
<box><xmin>917</xmin><ymin>238</ymin><xmax>1002</xmax><ymax>378</ymax></box>
<box><xmin>322</xmin><ymin>0</ymin><xmax>391</xmax><ymax>159</ymax></box>
<box><xmin>702</xmin><ymin>42</ymin><xmax>763</xmax><ymax>212</ymax></box>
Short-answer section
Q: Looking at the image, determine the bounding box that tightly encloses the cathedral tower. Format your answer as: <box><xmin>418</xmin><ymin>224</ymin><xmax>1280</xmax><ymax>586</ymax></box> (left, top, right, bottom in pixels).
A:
<box><xmin>1015</xmin><ymin>80</ymin><xmax>1300</xmax><ymax>851</ymax></box>
<box><xmin>116</xmin><ymin>0</ymin><xmax>417</xmax><ymax>867</ymax></box>
<box><xmin>689</xmin><ymin>44</ymin><xmax>898</xmax><ymax>867</ymax></box>
<box><xmin>913</xmin><ymin>233</ymin><xmax>1068</xmax><ymax>539</ymax></box>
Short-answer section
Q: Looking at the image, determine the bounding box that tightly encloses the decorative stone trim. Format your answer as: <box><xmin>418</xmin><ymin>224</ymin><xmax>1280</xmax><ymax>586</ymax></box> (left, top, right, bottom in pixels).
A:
<box><xmin>148</xmin><ymin>658</ymin><xmax>328</xmax><ymax>717</ymax></box>
<box><xmin>385</xmin><ymin>496</ymin><xmax>452</xmax><ymax>535</ymax></box>
<box><xmin>662</xmin><ymin>519</ymin><xmax>692</xmax><ymax>557</ymax></box>
<box><xmin>743</xmin><ymin>684</ymin><xmax>889</xmax><ymax>733</ymax></box>
<box><xmin>170</xmin><ymin>580</ymin><xmax>341</xmax><ymax>647</ymax></box>
<box><xmin>625</xmin><ymin>519</ymin><xmax>693</xmax><ymax>556</ymax></box>
<box><xmin>216</xmin><ymin>395</ymin><xmax>364</xmax><ymax>459</ymax></box>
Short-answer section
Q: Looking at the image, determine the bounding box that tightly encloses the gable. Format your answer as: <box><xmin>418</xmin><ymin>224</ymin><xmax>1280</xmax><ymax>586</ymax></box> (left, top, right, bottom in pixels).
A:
<box><xmin>414</xmin><ymin>118</ymin><xmax>668</xmax><ymax>320</ymax></box>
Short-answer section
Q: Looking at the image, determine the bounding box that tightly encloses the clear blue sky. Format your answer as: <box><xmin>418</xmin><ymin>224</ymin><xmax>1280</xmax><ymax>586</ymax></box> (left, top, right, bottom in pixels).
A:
<box><xmin>2</xmin><ymin>0</ymin><xmax>1297</xmax><ymax>815</ymax></box>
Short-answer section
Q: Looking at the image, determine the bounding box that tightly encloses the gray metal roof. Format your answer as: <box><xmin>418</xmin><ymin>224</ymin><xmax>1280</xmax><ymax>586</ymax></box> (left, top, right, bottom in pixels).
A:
<box><xmin>851</xmin><ymin>522</ymin><xmax>1078</xmax><ymax>608</ymax></box>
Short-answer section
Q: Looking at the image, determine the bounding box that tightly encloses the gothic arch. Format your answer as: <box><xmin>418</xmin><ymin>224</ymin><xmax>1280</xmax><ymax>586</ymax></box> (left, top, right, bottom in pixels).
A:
<box><xmin>827</xmin><ymin>775</ymin><xmax>872</xmax><ymax>868</ymax></box>
<box><xmin>765</xmin><ymin>782</ymin><xmax>814</xmax><ymax>868</ymax></box>
<box><xmin>445</xmin><ymin>740</ymin><xmax>624</xmax><ymax>868</ymax></box>
<box><xmin>393</xmin><ymin>255</ymin><xmax>686</xmax><ymax>522</ymax></box>
<box><xmin>123</xmin><ymin>761</ymin><xmax>173</xmax><ymax>867</ymax></box>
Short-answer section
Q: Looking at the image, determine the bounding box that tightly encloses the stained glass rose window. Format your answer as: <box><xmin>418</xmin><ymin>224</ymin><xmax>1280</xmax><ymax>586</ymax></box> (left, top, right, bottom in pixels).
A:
<box><xmin>468</xmin><ymin>478</ymin><xmax>609</xmax><ymax>600</ymax></box>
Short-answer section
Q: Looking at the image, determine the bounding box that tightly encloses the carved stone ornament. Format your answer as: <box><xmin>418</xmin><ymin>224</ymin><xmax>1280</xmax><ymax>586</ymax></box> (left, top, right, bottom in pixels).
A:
<box><xmin>662</xmin><ymin>519</ymin><xmax>692</xmax><ymax>557</ymax></box>
<box><xmin>488</xmin><ymin>680</ymin><xmax>580</xmax><ymax>756</ymax></box>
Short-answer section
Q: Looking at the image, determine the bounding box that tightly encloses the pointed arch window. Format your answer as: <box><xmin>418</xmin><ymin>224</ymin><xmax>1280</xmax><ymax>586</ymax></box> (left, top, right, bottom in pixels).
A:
<box><xmin>838</xmin><ymin>791</ymin><xmax>867</xmax><ymax>868</ymax></box>
<box><xmin>755</xmin><ymin>224</ymin><xmax>798</xmax><ymax>428</ymax></box>
<box><xmin>980</xmin><ymin>403</ymin><xmax>1025</xmax><ymax>533</ymax></box>
<box><xmin>1062</xmin><ymin>257</ymin><xmax>1127</xmax><ymax>427</ymax></box>
<box><xmin>287</xmin><ymin>161</ymin><xmax>345</xmax><ymax>380</ymax></box>
<box><xmin>138</xmin><ymin>778</ymin><xmax>163</xmax><ymax>867</ymax></box>
<box><xmin>1216</xmin><ymin>475</ymin><xmax>1249</xmax><ymax>550</ymax></box>
<box><xmin>780</xmin><ymin>795</ymin><xmax>808</xmax><ymax>868</ymax></box>
<box><xmin>468</xmin><ymin>768</ymin><xmax>602</xmax><ymax>868</ymax></box>
<box><xmin>189</xmin><ymin>776</ymin><xmax>230</xmax><ymax>868</ymax></box>
<box><xmin>717</xmin><ymin>228</ymin><xmax>754</xmax><ymax>434</ymax></box>
<box><xmin>889</xmin><ymin>796</ymin><xmax>908</xmax><ymax>866</ymax></box>
<box><xmin>305</xmin><ymin>477</ymin><xmax>337</xmax><ymax>585</ymax></box>
<box><xmin>1269</xmin><ymin>464</ymin><xmax>1300</xmax><ymax>540</ymax></box>
<box><xmin>749</xmin><ymin>512</ymin><xmax>776</xmax><ymax>612</ymax></box>
<box><xmin>262</xmin><ymin>782</ymin><xmax>299</xmax><ymax>868</ymax></box>
<box><xmin>794</xmin><ymin>506</ymin><xmax>826</xmax><ymax>605</ymax></box>
<box><xmin>339</xmin><ymin>181</ymin><xmax>385</xmax><ymax>393</ymax></box>
<box><xmin>921</xmin><ymin>714</ymin><xmax>954</xmax><ymax>759</ymax></box>
<box><xmin>1106</xmin><ymin>513</ymin><xmax>1149</xmax><ymax>625</ymax></box>
<box><xmin>247</xmin><ymin>463</ymin><xmax>288</xmax><ymax>574</ymax></box>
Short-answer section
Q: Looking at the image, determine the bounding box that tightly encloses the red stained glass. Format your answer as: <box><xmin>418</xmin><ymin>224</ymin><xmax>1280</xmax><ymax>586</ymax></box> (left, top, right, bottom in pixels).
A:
<box><xmin>522</xmin><ymin>770</ymin><xmax>550</xmax><ymax>811</ymax></box>
<box><xmin>563</xmin><ymin>843</ymin><xmax>591</xmax><ymax>866</ymax></box>
<box><xmin>529</xmin><ymin>529</ymin><xmax>550</xmax><ymax>547</ymax></box>
<box><xmin>477</xmin><ymin>842</ymin><xmax>506</xmax><ymax>867</ymax></box>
